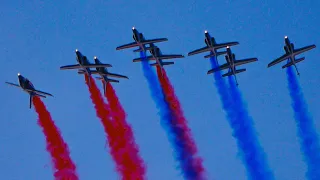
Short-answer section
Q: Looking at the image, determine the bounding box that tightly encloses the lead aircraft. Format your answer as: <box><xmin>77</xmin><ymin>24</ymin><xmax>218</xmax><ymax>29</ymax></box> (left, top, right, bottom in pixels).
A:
<box><xmin>188</xmin><ymin>30</ymin><xmax>239</xmax><ymax>59</ymax></box>
<box><xmin>267</xmin><ymin>36</ymin><xmax>316</xmax><ymax>75</ymax></box>
<box><xmin>5</xmin><ymin>73</ymin><xmax>53</xmax><ymax>108</ymax></box>
<box><xmin>207</xmin><ymin>46</ymin><xmax>258</xmax><ymax>85</ymax></box>
<box><xmin>60</xmin><ymin>49</ymin><xmax>112</xmax><ymax>85</ymax></box>
<box><xmin>78</xmin><ymin>56</ymin><xmax>128</xmax><ymax>94</ymax></box>
<box><xmin>116</xmin><ymin>27</ymin><xmax>168</xmax><ymax>52</ymax></box>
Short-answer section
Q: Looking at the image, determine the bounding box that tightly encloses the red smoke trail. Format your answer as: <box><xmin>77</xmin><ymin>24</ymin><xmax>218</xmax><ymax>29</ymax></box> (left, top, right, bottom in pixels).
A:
<box><xmin>156</xmin><ymin>66</ymin><xmax>206</xmax><ymax>179</ymax></box>
<box><xmin>32</xmin><ymin>96</ymin><xmax>78</xmax><ymax>180</ymax></box>
<box><xmin>104</xmin><ymin>82</ymin><xmax>146</xmax><ymax>179</ymax></box>
<box><xmin>84</xmin><ymin>74</ymin><xmax>145</xmax><ymax>180</ymax></box>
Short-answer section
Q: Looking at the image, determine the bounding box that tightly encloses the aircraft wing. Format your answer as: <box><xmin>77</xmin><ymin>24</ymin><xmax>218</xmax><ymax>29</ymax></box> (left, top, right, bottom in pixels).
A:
<box><xmin>133</xmin><ymin>56</ymin><xmax>156</xmax><ymax>62</ymax></box>
<box><xmin>293</xmin><ymin>45</ymin><xmax>316</xmax><ymax>56</ymax></box>
<box><xmin>84</xmin><ymin>64</ymin><xmax>112</xmax><ymax>68</ymax></box>
<box><xmin>116</xmin><ymin>42</ymin><xmax>139</xmax><ymax>50</ymax></box>
<box><xmin>60</xmin><ymin>64</ymin><xmax>82</xmax><ymax>70</ymax></box>
<box><xmin>188</xmin><ymin>46</ymin><xmax>211</xmax><ymax>56</ymax></box>
<box><xmin>5</xmin><ymin>82</ymin><xmax>20</xmax><ymax>87</ymax></box>
<box><xmin>141</xmin><ymin>38</ymin><xmax>168</xmax><ymax>45</ymax></box>
<box><xmin>267</xmin><ymin>54</ymin><xmax>290</xmax><ymax>67</ymax></box>
<box><xmin>156</xmin><ymin>55</ymin><xmax>184</xmax><ymax>60</ymax></box>
<box><xmin>234</xmin><ymin>58</ymin><xmax>258</xmax><ymax>66</ymax></box>
<box><xmin>105</xmin><ymin>73</ymin><xmax>129</xmax><ymax>79</ymax></box>
<box><xmin>61</xmin><ymin>64</ymin><xmax>112</xmax><ymax>70</ymax></box>
<box><xmin>214</xmin><ymin>42</ymin><xmax>239</xmax><ymax>49</ymax></box>
<box><xmin>207</xmin><ymin>63</ymin><xmax>230</xmax><ymax>74</ymax></box>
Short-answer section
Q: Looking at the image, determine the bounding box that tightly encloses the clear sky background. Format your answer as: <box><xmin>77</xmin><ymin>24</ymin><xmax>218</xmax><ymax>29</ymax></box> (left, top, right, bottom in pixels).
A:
<box><xmin>0</xmin><ymin>1</ymin><xmax>319</xmax><ymax>180</ymax></box>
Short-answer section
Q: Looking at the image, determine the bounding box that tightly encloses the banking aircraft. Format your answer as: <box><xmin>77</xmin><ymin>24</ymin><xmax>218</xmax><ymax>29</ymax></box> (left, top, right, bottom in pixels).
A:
<box><xmin>78</xmin><ymin>56</ymin><xmax>128</xmax><ymax>94</ymax></box>
<box><xmin>60</xmin><ymin>49</ymin><xmax>112</xmax><ymax>85</ymax></box>
<box><xmin>267</xmin><ymin>36</ymin><xmax>316</xmax><ymax>75</ymax></box>
<box><xmin>132</xmin><ymin>43</ymin><xmax>184</xmax><ymax>75</ymax></box>
<box><xmin>207</xmin><ymin>46</ymin><xmax>258</xmax><ymax>85</ymax></box>
<box><xmin>5</xmin><ymin>73</ymin><xmax>53</xmax><ymax>108</ymax></box>
<box><xmin>116</xmin><ymin>27</ymin><xmax>168</xmax><ymax>52</ymax></box>
<box><xmin>188</xmin><ymin>30</ymin><xmax>239</xmax><ymax>59</ymax></box>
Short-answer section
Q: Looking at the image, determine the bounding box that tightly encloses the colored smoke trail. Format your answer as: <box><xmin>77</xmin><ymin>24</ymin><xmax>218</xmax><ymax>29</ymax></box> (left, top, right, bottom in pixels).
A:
<box><xmin>286</xmin><ymin>66</ymin><xmax>320</xmax><ymax>179</ymax></box>
<box><xmin>209</xmin><ymin>56</ymin><xmax>274</xmax><ymax>180</ymax></box>
<box><xmin>32</xmin><ymin>96</ymin><xmax>78</xmax><ymax>180</ymax></box>
<box><xmin>104</xmin><ymin>82</ymin><xmax>146</xmax><ymax>179</ymax></box>
<box><xmin>139</xmin><ymin>51</ymin><xmax>194</xmax><ymax>178</ymax></box>
<box><xmin>156</xmin><ymin>66</ymin><xmax>206</xmax><ymax>180</ymax></box>
<box><xmin>227</xmin><ymin>75</ymin><xmax>274</xmax><ymax>180</ymax></box>
<box><xmin>84</xmin><ymin>74</ymin><xmax>144</xmax><ymax>180</ymax></box>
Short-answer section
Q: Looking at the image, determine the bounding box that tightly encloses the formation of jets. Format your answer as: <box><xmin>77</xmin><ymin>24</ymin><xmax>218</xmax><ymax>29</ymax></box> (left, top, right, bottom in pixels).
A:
<box><xmin>5</xmin><ymin>27</ymin><xmax>316</xmax><ymax>108</ymax></box>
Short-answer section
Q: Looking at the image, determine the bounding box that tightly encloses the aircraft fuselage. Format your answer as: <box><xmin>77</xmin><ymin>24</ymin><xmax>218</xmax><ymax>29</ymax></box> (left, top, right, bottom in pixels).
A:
<box><xmin>204</xmin><ymin>32</ymin><xmax>218</xmax><ymax>55</ymax></box>
<box><xmin>283</xmin><ymin>37</ymin><xmax>297</xmax><ymax>65</ymax></box>
<box><xmin>132</xmin><ymin>28</ymin><xmax>146</xmax><ymax>50</ymax></box>
<box><xmin>149</xmin><ymin>47</ymin><xmax>163</xmax><ymax>65</ymax></box>
<box><xmin>226</xmin><ymin>47</ymin><xmax>236</xmax><ymax>74</ymax></box>
<box><xmin>75</xmin><ymin>50</ymin><xmax>91</xmax><ymax>75</ymax></box>
<box><xmin>18</xmin><ymin>74</ymin><xmax>35</xmax><ymax>94</ymax></box>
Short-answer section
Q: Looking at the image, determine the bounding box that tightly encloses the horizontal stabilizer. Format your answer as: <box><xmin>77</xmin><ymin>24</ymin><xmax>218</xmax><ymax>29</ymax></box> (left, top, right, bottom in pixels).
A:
<box><xmin>204</xmin><ymin>51</ymin><xmax>227</xmax><ymax>58</ymax></box>
<box><xmin>105</xmin><ymin>73</ymin><xmax>129</xmax><ymax>79</ymax></box>
<box><xmin>222</xmin><ymin>69</ymin><xmax>246</xmax><ymax>77</ymax></box>
<box><xmin>150</xmin><ymin>62</ymin><xmax>174</xmax><ymax>66</ymax></box>
<box><xmin>77</xmin><ymin>70</ymin><xmax>98</xmax><ymax>74</ymax></box>
<box><xmin>27</xmin><ymin>89</ymin><xmax>53</xmax><ymax>97</ymax></box>
<box><xmin>95</xmin><ymin>76</ymin><xmax>120</xmax><ymax>83</ymax></box>
<box><xmin>133</xmin><ymin>48</ymin><xmax>143</xmax><ymax>52</ymax></box>
<box><xmin>282</xmin><ymin>57</ymin><xmax>305</xmax><ymax>69</ymax></box>
<box><xmin>204</xmin><ymin>54</ymin><xmax>215</xmax><ymax>58</ymax></box>
<box><xmin>34</xmin><ymin>93</ymin><xmax>46</xmax><ymax>98</ymax></box>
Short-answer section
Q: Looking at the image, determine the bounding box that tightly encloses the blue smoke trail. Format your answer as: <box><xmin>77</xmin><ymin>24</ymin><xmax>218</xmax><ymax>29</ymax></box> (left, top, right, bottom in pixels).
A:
<box><xmin>209</xmin><ymin>56</ymin><xmax>274</xmax><ymax>180</ymax></box>
<box><xmin>139</xmin><ymin>51</ymin><xmax>202</xmax><ymax>179</ymax></box>
<box><xmin>286</xmin><ymin>66</ymin><xmax>320</xmax><ymax>180</ymax></box>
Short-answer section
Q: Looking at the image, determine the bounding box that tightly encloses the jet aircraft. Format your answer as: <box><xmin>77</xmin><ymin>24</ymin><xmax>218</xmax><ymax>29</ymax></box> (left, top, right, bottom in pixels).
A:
<box><xmin>116</xmin><ymin>27</ymin><xmax>168</xmax><ymax>52</ymax></box>
<box><xmin>207</xmin><ymin>46</ymin><xmax>258</xmax><ymax>85</ymax></box>
<box><xmin>78</xmin><ymin>56</ymin><xmax>128</xmax><ymax>94</ymax></box>
<box><xmin>132</xmin><ymin>43</ymin><xmax>184</xmax><ymax>75</ymax></box>
<box><xmin>5</xmin><ymin>73</ymin><xmax>53</xmax><ymax>108</ymax></box>
<box><xmin>60</xmin><ymin>49</ymin><xmax>112</xmax><ymax>85</ymax></box>
<box><xmin>267</xmin><ymin>36</ymin><xmax>316</xmax><ymax>75</ymax></box>
<box><xmin>188</xmin><ymin>30</ymin><xmax>239</xmax><ymax>59</ymax></box>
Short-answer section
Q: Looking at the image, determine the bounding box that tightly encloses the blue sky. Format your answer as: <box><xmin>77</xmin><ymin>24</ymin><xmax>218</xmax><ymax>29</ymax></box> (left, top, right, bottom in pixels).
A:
<box><xmin>0</xmin><ymin>1</ymin><xmax>319</xmax><ymax>179</ymax></box>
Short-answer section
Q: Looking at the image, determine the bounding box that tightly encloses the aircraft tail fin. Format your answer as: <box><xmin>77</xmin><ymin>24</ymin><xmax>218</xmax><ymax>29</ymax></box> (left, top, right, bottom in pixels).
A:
<box><xmin>222</xmin><ymin>68</ymin><xmax>246</xmax><ymax>77</ymax></box>
<box><xmin>29</xmin><ymin>95</ymin><xmax>32</xmax><ymax>109</ymax></box>
<box><xmin>282</xmin><ymin>57</ymin><xmax>305</xmax><ymax>69</ymax></box>
<box><xmin>150</xmin><ymin>62</ymin><xmax>174</xmax><ymax>66</ymax></box>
